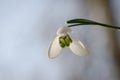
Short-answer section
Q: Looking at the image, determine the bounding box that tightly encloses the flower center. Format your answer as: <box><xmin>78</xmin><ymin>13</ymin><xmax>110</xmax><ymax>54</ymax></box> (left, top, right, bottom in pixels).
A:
<box><xmin>59</xmin><ymin>35</ymin><xmax>72</xmax><ymax>48</ymax></box>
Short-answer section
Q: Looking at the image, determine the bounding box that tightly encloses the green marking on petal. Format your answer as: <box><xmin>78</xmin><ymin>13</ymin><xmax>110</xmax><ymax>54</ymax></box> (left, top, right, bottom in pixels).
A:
<box><xmin>59</xmin><ymin>37</ymin><xmax>66</xmax><ymax>48</ymax></box>
<box><xmin>59</xmin><ymin>35</ymin><xmax>73</xmax><ymax>48</ymax></box>
<box><xmin>68</xmin><ymin>35</ymin><xmax>72</xmax><ymax>43</ymax></box>
<box><xmin>65</xmin><ymin>36</ymin><xmax>71</xmax><ymax>47</ymax></box>
<box><xmin>60</xmin><ymin>42</ymin><xmax>65</xmax><ymax>48</ymax></box>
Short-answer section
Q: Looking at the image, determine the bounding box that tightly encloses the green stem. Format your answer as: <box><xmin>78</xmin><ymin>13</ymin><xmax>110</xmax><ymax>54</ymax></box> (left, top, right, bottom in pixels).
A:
<box><xmin>67</xmin><ymin>19</ymin><xmax>120</xmax><ymax>30</ymax></box>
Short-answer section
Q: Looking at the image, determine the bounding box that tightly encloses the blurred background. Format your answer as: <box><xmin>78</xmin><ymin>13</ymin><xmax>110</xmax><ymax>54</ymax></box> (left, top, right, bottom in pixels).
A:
<box><xmin>0</xmin><ymin>0</ymin><xmax>120</xmax><ymax>80</ymax></box>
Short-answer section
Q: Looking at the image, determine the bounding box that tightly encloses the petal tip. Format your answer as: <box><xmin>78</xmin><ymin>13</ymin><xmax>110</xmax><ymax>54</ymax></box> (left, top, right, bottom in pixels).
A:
<box><xmin>48</xmin><ymin>54</ymin><xmax>56</xmax><ymax>59</ymax></box>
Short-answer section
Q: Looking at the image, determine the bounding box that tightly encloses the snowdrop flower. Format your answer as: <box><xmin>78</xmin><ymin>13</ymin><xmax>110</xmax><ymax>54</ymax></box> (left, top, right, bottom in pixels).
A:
<box><xmin>48</xmin><ymin>27</ymin><xmax>88</xmax><ymax>59</ymax></box>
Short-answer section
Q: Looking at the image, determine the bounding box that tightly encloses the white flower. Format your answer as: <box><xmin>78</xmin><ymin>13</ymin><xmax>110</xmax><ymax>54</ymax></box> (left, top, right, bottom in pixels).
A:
<box><xmin>48</xmin><ymin>27</ymin><xmax>88</xmax><ymax>59</ymax></box>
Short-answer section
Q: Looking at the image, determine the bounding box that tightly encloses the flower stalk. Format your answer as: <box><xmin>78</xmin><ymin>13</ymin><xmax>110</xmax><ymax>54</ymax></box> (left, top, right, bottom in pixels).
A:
<box><xmin>67</xmin><ymin>19</ymin><xmax>120</xmax><ymax>30</ymax></box>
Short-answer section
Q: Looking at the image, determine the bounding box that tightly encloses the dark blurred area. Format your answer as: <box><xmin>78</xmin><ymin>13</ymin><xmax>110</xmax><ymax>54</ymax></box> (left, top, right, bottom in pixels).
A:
<box><xmin>0</xmin><ymin>0</ymin><xmax>120</xmax><ymax>80</ymax></box>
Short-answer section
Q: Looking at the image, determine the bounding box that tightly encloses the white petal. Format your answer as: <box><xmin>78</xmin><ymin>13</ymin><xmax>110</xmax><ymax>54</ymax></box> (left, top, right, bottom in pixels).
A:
<box><xmin>69</xmin><ymin>37</ymin><xmax>88</xmax><ymax>56</ymax></box>
<box><xmin>48</xmin><ymin>36</ymin><xmax>62</xmax><ymax>59</ymax></box>
<box><xmin>57</xmin><ymin>27</ymin><xmax>71</xmax><ymax>35</ymax></box>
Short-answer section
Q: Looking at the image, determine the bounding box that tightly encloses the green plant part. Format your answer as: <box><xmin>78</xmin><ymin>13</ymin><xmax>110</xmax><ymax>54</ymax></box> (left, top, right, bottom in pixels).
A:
<box><xmin>59</xmin><ymin>37</ymin><xmax>66</xmax><ymax>48</ymax></box>
<box><xmin>67</xmin><ymin>19</ymin><xmax>120</xmax><ymax>30</ymax></box>
<box><xmin>59</xmin><ymin>35</ymin><xmax>72</xmax><ymax>48</ymax></box>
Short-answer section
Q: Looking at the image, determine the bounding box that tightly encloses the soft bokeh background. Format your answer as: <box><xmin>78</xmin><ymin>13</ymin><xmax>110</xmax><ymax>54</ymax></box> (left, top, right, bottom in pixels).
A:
<box><xmin>0</xmin><ymin>0</ymin><xmax>120</xmax><ymax>80</ymax></box>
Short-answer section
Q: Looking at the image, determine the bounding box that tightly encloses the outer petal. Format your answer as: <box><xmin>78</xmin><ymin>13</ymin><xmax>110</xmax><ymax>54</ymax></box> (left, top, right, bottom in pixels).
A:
<box><xmin>48</xmin><ymin>36</ymin><xmax>62</xmax><ymax>59</ymax></box>
<box><xmin>69</xmin><ymin>37</ymin><xmax>88</xmax><ymax>56</ymax></box>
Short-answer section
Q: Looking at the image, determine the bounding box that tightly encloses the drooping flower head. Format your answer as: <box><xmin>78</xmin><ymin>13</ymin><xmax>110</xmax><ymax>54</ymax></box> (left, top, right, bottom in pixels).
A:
<box><xmin>48</xmin><ymin>27</ymin><xmax>88</xmax><ymax>59</ymax></box>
